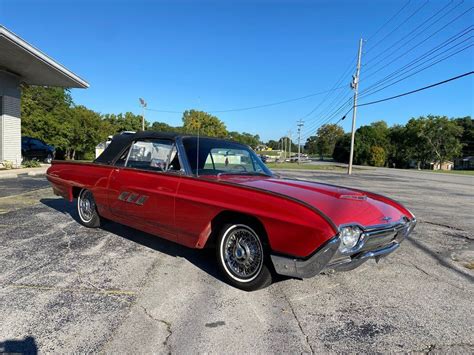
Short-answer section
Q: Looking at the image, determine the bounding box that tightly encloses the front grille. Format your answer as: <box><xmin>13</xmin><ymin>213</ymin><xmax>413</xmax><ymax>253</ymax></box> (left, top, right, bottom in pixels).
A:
<box><xmin>358</xmin><ymin>222</ymin><xmax>409</xmax><ymax>253</ymax></box>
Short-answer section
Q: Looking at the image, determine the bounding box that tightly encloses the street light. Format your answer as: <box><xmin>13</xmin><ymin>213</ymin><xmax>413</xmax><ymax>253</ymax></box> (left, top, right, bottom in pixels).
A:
<box><xmin>139</xmin><ymin>98</ymin><xmax>147</xmax><ymax>131</ymax></box>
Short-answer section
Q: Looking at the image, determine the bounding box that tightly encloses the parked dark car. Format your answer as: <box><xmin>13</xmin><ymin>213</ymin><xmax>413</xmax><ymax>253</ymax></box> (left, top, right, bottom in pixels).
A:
<box><xmin>21</xmin><ymin>136</ymin><xmax>55</xmax><ymax>163</ymax></box>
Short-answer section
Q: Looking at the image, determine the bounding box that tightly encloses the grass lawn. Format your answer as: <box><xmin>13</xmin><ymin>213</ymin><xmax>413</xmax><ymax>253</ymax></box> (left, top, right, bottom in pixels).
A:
<box><xmin>422</xmin><ymin>169</ymin><xmax>474</xmax><ymax>176</ymax></box>
<box><xmin>266</xmin><ymin>163</ymin><xmax>348</xmax><ymax>171</ymax></box>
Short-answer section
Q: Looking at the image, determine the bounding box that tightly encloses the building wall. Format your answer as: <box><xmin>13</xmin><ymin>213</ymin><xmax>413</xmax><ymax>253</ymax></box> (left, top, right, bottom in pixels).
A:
<box><xmin>0</xmin><ymin>70</ymin><xmax>21</xmax><ymax>166</ymax></box>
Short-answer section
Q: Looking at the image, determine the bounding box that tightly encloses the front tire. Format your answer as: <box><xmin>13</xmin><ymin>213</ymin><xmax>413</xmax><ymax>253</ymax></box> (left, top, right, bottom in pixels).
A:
<box><xmin>77</xmin><ymin>189</ymin><xmax>101</xmax><ymax>228</ymax></box>
<box><xmin>216</xmin><ymin>223</ymin><xmax>272</xmax><ymax>291</ymax></box>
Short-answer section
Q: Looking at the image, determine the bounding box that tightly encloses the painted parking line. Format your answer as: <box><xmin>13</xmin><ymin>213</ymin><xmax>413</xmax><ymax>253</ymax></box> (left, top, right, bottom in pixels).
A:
<box><xmin>0</xmin><ymin>283</ymin><xmax>136</xmax><ymax>296</ymax></box>
<box><xmin>0</xmin><ymin>188</ymin><xmax>54</xmax><ymax>214</ymax></box>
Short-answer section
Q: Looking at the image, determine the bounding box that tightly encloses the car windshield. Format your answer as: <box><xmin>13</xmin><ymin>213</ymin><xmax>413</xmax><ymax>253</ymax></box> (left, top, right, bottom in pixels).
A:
<box><xmin>182</xmin><ymin>137</ymin><xmax>273</xmax><ymax>176</ymax></box>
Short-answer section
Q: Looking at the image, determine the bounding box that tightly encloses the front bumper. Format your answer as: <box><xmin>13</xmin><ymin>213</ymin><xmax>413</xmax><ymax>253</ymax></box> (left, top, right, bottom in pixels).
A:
<box><xmin>271</xmin><ymin>218</ymin><xmax>416</xmax><ymax>279</ymax></box>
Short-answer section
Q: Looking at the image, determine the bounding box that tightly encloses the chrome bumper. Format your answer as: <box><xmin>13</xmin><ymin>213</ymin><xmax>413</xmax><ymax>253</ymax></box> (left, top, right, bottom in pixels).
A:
<box><xmin>271</xmin><ymin>218</ymin><xmax>416</xmax><ymax>279</ymax></box>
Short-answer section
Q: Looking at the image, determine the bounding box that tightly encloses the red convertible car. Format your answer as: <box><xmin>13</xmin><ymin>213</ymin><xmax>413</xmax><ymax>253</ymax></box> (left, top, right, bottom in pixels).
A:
<box><xmin>47</xmin><ymin>132</ymin><xmax>416</xmax><ymax>291</ymax></box>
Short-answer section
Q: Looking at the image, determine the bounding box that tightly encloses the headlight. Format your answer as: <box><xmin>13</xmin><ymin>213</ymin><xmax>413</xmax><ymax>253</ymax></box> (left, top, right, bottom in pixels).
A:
<box><xmin>339</xmin><ymin>226</ymin><xmax>362</xmax><ymax>254</ymax></box>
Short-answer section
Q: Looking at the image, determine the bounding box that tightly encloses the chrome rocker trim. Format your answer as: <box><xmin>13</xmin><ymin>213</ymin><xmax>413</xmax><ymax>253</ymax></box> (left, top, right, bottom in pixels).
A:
<box><xmin>271</xmin><ymin>218</ymin><xmax>416</xmax><ymax>279</ymax></box>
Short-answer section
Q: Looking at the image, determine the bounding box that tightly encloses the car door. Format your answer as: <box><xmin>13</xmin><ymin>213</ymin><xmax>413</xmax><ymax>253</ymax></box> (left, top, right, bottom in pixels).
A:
<box><xmin>21</xmin><ymin>137</ymin><xmax>32</xmax><ymax>159</ymax></box>
<box><xmin>107</xmin><ymin>138</ymin><xmax>182</xmax><ymax>242</ymax></box>
<box><xmin>28</xmin><ymin>138</ymin><xmax>47</xmax><ymax>160</ymax></box>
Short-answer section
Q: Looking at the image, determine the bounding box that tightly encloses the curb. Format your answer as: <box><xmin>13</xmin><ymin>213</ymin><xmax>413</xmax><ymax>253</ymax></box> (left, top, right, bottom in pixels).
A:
<box><xmin>0</xmin><ymin>170</ymin><xmax>47</xmax><ymax>180</ymax></box>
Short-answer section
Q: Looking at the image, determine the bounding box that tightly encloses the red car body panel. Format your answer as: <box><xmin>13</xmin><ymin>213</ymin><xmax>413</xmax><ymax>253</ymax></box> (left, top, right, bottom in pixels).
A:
<box><xmin>221</xmin><ymin>176</ymin><xmax>412</xmax><ymax>227</ymax></box>
<box><xmin>46</xmin><ymin>160</ymin><xmax>413</xmax><ymax>259</ymax></box>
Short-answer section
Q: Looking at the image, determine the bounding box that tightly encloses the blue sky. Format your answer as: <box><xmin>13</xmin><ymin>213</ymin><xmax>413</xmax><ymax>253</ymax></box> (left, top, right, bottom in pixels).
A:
<box><xmin>1</xmin><ymin>0</ymin><xmax>473</xmax><ymax>142</ymax></box>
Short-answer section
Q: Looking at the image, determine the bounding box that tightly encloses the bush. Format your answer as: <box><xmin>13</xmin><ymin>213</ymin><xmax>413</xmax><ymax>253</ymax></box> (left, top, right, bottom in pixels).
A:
<box><xmin>1</xmin><ymin>161</ymin><xmax>14</xmax><ymax>169</ymax></box>
<box><xmin>22</xmin><ymin>159</ymin><xmax>41</xmax><ymax>168</ymax></box>
<box><xmin>369</xmin><ymin>146</ymin><xmax>386</xmax><ymax>167</ymax></box>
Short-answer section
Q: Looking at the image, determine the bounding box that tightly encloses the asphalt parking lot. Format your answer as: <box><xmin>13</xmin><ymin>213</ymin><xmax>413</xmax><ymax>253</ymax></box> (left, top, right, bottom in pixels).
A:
<box><xmin>0</xmin><ymin>170</ymin><xmax>472</xmax><ymax>353</ymax></box>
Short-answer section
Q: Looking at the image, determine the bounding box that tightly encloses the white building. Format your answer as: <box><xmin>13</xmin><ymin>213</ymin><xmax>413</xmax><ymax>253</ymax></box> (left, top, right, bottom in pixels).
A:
<box><xmin>0</xmin><ymin>25</ymin><xmax>89</xmax><ymax>167</ymax></box>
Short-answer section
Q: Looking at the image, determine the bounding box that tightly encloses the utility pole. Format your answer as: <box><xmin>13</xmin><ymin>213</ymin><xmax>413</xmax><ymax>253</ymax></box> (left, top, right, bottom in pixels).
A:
<box><xmin>297</xmin><ymin>120</ymin><xmax>304</xmax><ymax>164</ymax></box>
<box><xmin>139</xmin><ymin>98</ymin><xmax>147</xmax><ymax>131</ymax></box>
<box><xmin>288</xmin><ymin>130</ymin><xmax>292</xmax><ymax>160</ymax></box>
<box><xmin>348</xmin><ymin>38</ymin><xmax>363</xmax><ymax>175</ymax></box>
<box><xmin>282</xmin><ymin>137</ymin><xmax>286</xmax><ymax>161</ymax></box>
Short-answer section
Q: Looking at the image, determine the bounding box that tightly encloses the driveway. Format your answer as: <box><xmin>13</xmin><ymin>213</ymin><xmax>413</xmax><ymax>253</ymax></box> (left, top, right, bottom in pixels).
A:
<box><xmin>0</xmin><ymin>169</ymin><xmax>472</xmax><ymax>353</ymax></box>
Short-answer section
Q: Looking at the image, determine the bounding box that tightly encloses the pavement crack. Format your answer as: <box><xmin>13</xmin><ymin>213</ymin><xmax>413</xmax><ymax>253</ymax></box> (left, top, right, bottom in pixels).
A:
<box><xmin>420</xmin><ymin>220</ymin><xmax>464</xmax><ymax>231</ymax></box>
<box><xmin>284</xmin><ymin>293</ymin><xmax>314</xmax><ymax>354</ymax></box>
<box><xmin>140</xmin><ymin>305</ymin><xmax>172</xmax><ymax>350</ymax></box>
<box><xmin>399</xmin><ymin>260</ymin><xmax>466</xmax><ymax>291</ymax></box>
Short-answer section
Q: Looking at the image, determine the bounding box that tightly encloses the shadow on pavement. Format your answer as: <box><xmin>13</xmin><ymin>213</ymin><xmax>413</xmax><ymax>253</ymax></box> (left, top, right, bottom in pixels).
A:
<box><xmin>407</xmin><ymin>238</ymin><xmax>474</xmax><ymax>283</ymax></box>
<box><xmin>0</xmin><ymin>336</ymin><xmax>38</xmax><ymax>354</ymax></box>
<box><xmin>40</xmin><ymin>198</ymin><xmax>288</xmax><ymax>288</ymax></box>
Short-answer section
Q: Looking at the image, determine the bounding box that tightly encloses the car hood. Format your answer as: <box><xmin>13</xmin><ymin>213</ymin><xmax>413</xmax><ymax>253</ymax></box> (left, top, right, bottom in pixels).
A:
<box><xmin>216</xmin><ymin>176</ymin><xmax>409</xmax><ymax>228</ymax></box>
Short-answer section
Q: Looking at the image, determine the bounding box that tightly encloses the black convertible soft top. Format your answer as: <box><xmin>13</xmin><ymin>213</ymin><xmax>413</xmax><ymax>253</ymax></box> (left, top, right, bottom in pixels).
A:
<box><xmin>94</xmin><ymin>131</ymin><xmax>180</xmax><ymax>165</ymax></box>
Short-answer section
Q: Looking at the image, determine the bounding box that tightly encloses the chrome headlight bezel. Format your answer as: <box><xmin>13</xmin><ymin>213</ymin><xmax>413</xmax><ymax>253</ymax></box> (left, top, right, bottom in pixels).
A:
<box><xmin>338</xmin><ymin>225</ymin><xmax>363</xmax><ymax>254</ymax></box>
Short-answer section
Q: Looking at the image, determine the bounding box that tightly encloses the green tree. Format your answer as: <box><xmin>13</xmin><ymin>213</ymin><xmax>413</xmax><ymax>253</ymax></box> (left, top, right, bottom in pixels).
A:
<box><xmin>182</xmin><ymin>110</ymin><xmax>227</xmax><ymax>137</ymax></box>
<box><xmin>455</xmin><ymin>116</ymin><xmax>473</xmax><ymax>157</ymax></box>
<box><xmin>304</xmin><ymin>135</ymin><xmax>318</xmax><ymax>155</ymax></box>
<box><xmin>354</xmin><ymin>121</ymin><xmax>390</xmax><ymax>166</ymax></box>
<box><xmin>21</xmin><ymin>85</ymin><xmax>73</xmax><ymax>150</ymax></box>
<box><xmin>65</xmin><ymin>106</ymin><xmax>108</xmax><ymax>160</ymax></box>
<box><xmin>333</xmin><ymin>133</ymin><xmax>351</xmax><ymax>163</ymax></box>
<box><xmin>387</xmin><ymin>124</ymin><xmax>410</xmax><ymax>168</ymax></box>
<box><xmin>228</xmin><ymin>131</ymin><xmax>261</xmax><ymax>148</ymax></box>
<box><xmin>266</xmin><ymin>140</ymin><xmax>280</xmax><ymax>150</ymax></box>
<box><xmin>405</xmin><ymin>116</ymin><xmax>463</xmax><ymax>168</ymax></box>
<box><xmin>369</xmin><ymin>146</ymin><xmax>386</xmax><ymax>167</ymax></box>
<box><xmin>102</xmin><ymin>112</ymin><xmax>149</xmax><ymax>133</ymax></box>
<box><xmin>313</xmin><ymin>124</ymin><xmax>344</xmax><ymax>160</ymax></box>
<box><xmin>151</xmin><ymin>121</ymin><xmax>182</xmax><ymax>133</ymax></box>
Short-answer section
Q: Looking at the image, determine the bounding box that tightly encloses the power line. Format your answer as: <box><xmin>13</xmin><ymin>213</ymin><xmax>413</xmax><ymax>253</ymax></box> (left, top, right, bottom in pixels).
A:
<box><xmin>357</xmin><ymin>71</ymin><xmax>473</xmax><ymax>107</ymax></box>
<box><xmin>364</xmin><ymin>0</ymin><xmax>461</xmax><ymax>69</ymax></box>
<box><xmin>362</xmin><ymin>26</ymin><xmax>473</xmax><ymax>89</ymax></box>
<box><xmin>301</xmin><ymin>99</ymin><xmax>353</xmax><ymax>140</ymax></box>
<box><xmin>298</xmin><ymin>55</ymin><xmax>356</xmax><ymax>121</ymax></box>
<box><xmin>302</xmin><ymin>71</ymin><xmax>473</xmax><ymax>140</ymax></box>
<box><xmin>144</xmin><ymin>85</ymin><xmax>347</xmax><ymax>115</ymax></box>
<box><xmin>360</xmin><ymin>43</ymin><xmax>473</xmax><ymax>99</ymax></box>
<box><xmin>363</xmin><ymin>4</ymin><xmax>473</xmax><ymax>79</ymax></box>
<box><xmin>367</xmin><ymin>0</ymin><xmax>412</xmax><ymax>41</ymax></box>
<box><xmin>300</xmin><ymin>2</ymin><xmax>429</xmax><ymax>140</ymax></box>
<box><xmin>145</xmin><ymin>108</ymin><xmax>183</xmax><ymax>114</ymax></box>
<box><xmin>290</xmin><ymin>2</ymin><xmax>425</xmax><ymax>141</ymax></box>
<box><xmin>365</xmin><ymin>0</ymin><xmax>430</xmax><ymax>54</ymax></box>
<box><xmin>301</xmin><ymin>96</ymin><xmax>352</xmax><ymax>138</ymax></box>
<box><xmin>302</xmin><ymin>32</ymin><xmax>472</xmax><ymax>139</ymax></box>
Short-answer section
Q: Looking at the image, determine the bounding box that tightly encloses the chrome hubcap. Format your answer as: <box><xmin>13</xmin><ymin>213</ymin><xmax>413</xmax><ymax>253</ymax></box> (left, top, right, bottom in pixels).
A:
<box><xmin>223</xmin><ymin>226</ymin><xmax>263</xmax><ymax>281</ymax></box>
<box><xmin>79</xmin><ymin>190</ymin><xmax>95</xmax><ymax>222</ymax></box>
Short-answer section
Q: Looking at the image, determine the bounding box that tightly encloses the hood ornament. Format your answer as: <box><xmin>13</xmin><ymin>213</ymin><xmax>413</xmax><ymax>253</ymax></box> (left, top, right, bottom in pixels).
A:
<box><xmin>382</xmin><ymin>216</ymin><xmax>392</xmax><ymax>222</ymax></box>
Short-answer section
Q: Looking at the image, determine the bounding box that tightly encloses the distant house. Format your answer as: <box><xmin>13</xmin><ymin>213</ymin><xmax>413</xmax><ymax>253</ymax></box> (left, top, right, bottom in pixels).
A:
<box><xmin>256</xmin><ymin>144</ymin><xmax>271</xmax><ymax>151</ymax></box>
<box><xmin>428</xmin><ymin>161</ymin><xmax>454</xmax><ymax>171</ymax></box>
<box><xmin>454</xmin><ymin>156</ymin><xmax>474</xmax><ymax>170</ymax></box>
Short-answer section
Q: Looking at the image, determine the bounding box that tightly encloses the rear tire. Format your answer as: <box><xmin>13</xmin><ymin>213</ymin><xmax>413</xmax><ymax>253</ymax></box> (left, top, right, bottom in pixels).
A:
<box><xmin>44</xmin><ymin>153</ymin><xmax>53</xmax><ymax>164</ymax></box>
<box><xmin>216</xmin><ymin>223</ymin><xmax>272</xmax><ymax>291</ymax></box>
<box><xmin>77</xmin><ymin>189</ymin><xmax>101</xmax><ymax>228</ymax></box>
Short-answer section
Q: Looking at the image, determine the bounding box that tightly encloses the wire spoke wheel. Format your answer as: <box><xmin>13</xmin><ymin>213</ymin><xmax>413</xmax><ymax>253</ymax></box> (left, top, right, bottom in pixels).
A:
<box><xmin>221</xmin><ymin>225</ymin><xmax>264</xmax><ymax>282</ymax></box>
<box><xmin>78</xmin><ymin>189</ymin><xmax>96</xmax><ymax>223</ymax></box>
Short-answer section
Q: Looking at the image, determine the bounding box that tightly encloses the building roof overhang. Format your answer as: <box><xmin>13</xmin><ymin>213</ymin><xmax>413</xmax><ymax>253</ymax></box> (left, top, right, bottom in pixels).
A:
<box><xmin>0</xmin><ymin>25</ymin><xmax>89</xmax><ymax>88</ymax></box>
